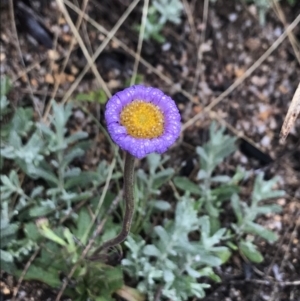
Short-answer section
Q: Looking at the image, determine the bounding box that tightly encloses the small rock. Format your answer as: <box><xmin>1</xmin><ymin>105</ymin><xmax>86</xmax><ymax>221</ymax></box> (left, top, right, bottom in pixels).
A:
<box><xmin>257</xmin><ymin>122</ymin><xmax>266</xmax><ymax>134</ymax></box>
<box><xmin>0</xmin><ymin>52</ymin><xmax>6</xmax><ymax>62</ymax></box>
<box><xmin>228</xmin><ymin>13</ymin><xmax>238</xmax><ymax>22</ymax></box>
<box><xmin>74</xmin><ymin>110</ymin><xmax>85</xmax><ymax>120</ymax></box>
<box><xmin>245</xmin><ymin>38</ymin><xmax>261</xmax><ymax>51</ymax></box>
<box><xmin>251</xmin><ymin>75</ymin><xmax>268</xmax><ymax>87</ymax></box>
<box><xmin>227</xmin><ymin>42</ymin><xmax>233</xmax><ymax>49</ymax></box>
<box><xmin>261</xmin><ymin>135</ymin><xmax>270</xmax><ymax>147</ymax></box>
<box><xmin>45</xmin><ymin>73</ymin><xmax>54</xmax><ymax>84</ymax></box>
<box><xmin>71</xmin><ymin>65</ymin><xmax>79</xmax><ymax>75</ymax></box>
<box><xmin>66</xmin><ymin>74</ymin><xmax>75</xmax><ymax>82</ymax></box>
<box><xmin>274</xmin><ymin>26</ymin><xmax>283</xmax><ymax>37</ymax></box>
<box><xmin>162</xmin><ymin>42</ymin><xmax>171</xmax><ymax>51</ymax></box>
<box><xmin>48</xmin><ymin>49</ymin><xmax>59</xmax><ymax>60</ymax></box>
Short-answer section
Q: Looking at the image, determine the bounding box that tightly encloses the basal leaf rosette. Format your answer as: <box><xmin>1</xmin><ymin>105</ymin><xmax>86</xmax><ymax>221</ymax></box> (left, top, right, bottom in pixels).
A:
<box><xmin>105</xmin><ymin>85</ymin><xmax>181</xmax><ymax>158</ymax></box>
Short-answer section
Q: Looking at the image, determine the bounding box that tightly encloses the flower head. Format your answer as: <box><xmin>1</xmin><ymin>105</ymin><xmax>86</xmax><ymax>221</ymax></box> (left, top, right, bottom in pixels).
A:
<box><xmin>105</xmin><ymin>85</ymin><xmax>181</xmax><ymax>158</ymax></box>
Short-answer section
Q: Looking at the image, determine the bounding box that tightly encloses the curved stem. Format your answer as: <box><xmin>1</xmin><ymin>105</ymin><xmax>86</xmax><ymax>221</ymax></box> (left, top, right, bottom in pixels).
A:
<box><xmin>89</xmin><ymin>152</ymin><xmax>135</xmax><ymax>259</ymax></box>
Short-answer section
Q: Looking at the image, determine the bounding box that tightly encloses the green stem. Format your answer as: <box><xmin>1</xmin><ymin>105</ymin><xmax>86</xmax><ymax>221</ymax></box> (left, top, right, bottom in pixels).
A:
<box><xmin>89</xmin><ymin>152</ymin><xmax>135</xmax><ymax>259</ymax></box>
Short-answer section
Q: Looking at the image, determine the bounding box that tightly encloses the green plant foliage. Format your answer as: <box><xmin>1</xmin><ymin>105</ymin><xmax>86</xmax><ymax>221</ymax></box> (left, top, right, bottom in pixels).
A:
<box><xmin>125</xmin><ymin>74</ymin><xmax>144</xmax><ymax>87</ymax></box>
<box><xmin>175</xmin><ymin>123</ymin><xmax>241</xmax><ymax>221</ymax></box>
<box><xmin>122</xmin><ymin>195</ymin><xmax>226</xmax><ymax>301</ymax></box>
<box><xmin>132</xmin><ymin>153</ymin><xmax>174</xmax><ymax>233</ymax></box>
<box><xmin>1</xmin><ymin>77</ymin><xmax>285</xmax><ymax>301</ymax></box>
<box><xmin>75</xmin><ymin>89</ymin><xmax>107</xmax><ymax>104</ymax></box>
<box><xmin>0</xmin><ymin>80</ymin><xmax>124</xmax><ymax>298</ymax></box>
<box><xmin>136</xmin><ymin>0</ymin><xmax>183</xmax><ymax>42</ymax></box>
<box><xmin>173</xmin><ymin>123</ymin><xmax>284</xmax><ymax>265</ymax></box>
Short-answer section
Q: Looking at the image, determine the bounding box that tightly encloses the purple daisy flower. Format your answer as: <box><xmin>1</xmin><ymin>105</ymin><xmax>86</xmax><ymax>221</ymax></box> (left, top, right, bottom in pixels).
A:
<box><xmin>105</xmin><ymin>85</ymin><xmax>181</xmax><ymax>158</ymax></box>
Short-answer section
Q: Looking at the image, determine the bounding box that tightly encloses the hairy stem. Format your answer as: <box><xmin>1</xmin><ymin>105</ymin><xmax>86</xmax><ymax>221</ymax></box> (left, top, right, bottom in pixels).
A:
<box><xmin>89</xmin><ymin>152</ymin><xmax>135</xmax><ymax>259</ymax></box>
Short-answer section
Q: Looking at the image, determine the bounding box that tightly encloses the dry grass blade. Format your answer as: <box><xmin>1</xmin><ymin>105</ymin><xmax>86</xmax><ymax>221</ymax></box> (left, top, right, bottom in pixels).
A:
<box><xmin>8</xmin><ymin>0</ymin><xmax>41</xmax><ymax>118</ymax></box>
<box><xmin>64</xmin><ymin>0</ymin><xmax>196</xmax><ymax>102</ymax></box>
<box><xmin>130</xmin><ymin>0</ymin><xmax>149</xmax><ymax>86</ymax></box>
<box><xmin>56</xmin><ymin>0</ymin><xmax>110</xmax><ymax>95</ymax></box>
<box><xmin>60</xmin><ymin>0</ymin><xmax>141</xmax><ymax>105</ymax></box>
<box><xmin>51</xmin><ymin>0</ymin><xmax>90</xmax><ymax>101</ymax></box>
<box><xmin>182</xmin><ymin>0</ymin><xmax>197</xmax><ymax>41</ymax></box>
<box><xmin>280</xmin><ymin>83</ymin><xmax>300</xmax><ymax>143</ymax></box>
<box><xmin>11</xmin><ymin>247</ymin><xmax>41</xmax><ymax>301</ymax></box>
<box><xmin>192</xmin><ymin>0</ymin><xmax>209</xmax><ymax>94</ymax></box>
<box><xmin>272</xmin><ymin>0</ymin><xmax>300</xmax><ymax>65</ymax></box>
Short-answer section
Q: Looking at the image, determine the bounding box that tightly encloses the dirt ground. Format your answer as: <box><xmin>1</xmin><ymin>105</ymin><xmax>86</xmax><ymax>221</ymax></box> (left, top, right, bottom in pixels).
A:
<box><xmin>0</xmin><ymin>0</ymin><xmax>300</xmax><ymax>300</ymax></box>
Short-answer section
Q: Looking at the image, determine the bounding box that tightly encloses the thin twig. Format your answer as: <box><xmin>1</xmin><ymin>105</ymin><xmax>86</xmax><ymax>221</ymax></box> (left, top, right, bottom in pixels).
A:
<box><xmin>12</xmin><ymin>58</ymin><xmax>47</xmax><ymax>83</ymax></box>
<box><xmin>64</xmin><ymin>0</ymin><xmax>197</xmax><ymax>103</ymax></box>
<box><xmin>50</xmin><ymin>0</ymin><xmax>90</xmax><ymax>102</ymax></box>
<box><xmin>182</xmin><ymin>0</ymin><xmax>197</xmax><ymax>40</ymax></box>
<box><xmin>280</xmin><ymin>83</ymin><xmax>300</xmax><ymax>143</ymax></box>
<box><xmin>56</xmin><ymin>0</ymin><xmax>110</xmax><ymax>96</ymax></box>
<box><xmin>272</xmin><ymin>0</ymin><xmax>300</xmax><ymax>65</ymax></box>
<box><xmin>130</xmin><ymin>0</ymin><xmax>149</xmax><ymax>86</ymax></box>
<box><xmin>268</xmin><ymin>205</ymin><xmax>300</xmax><ymax>301</ymax></box>
<box><xmin>59</xmin><ymin>0</ymin><xmax>141</xmax><ymax>106</ymax></box>
<box><xmin>231</xmin><ymin>279</ymin><xmax>300</xmax><ymax>286</ymax></box>
<box><xmin>192</xmin><ymin>0</ymin><xmax>209</xmax><ymax>94</ymax></box>
<box><xmin>12</xmin><ymin>247</ymin><xmax>41</xmax><ymax>300</ymax></box>
<box><xmin>8</xmin><ymin>0</ymin><xmax>41</xmax><ymax>118</ymax></box>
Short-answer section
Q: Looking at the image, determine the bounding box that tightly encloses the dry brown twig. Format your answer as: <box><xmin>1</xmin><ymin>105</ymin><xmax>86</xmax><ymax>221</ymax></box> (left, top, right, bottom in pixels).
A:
<box><xmin>182</xmin><ymin>0</ymin><xmax>197</xmax><ymax>41</ymax></box>
<box><xmin>43</xmin><ymin>0</ymin><xmax>112</xmax><ymax>122</ymax></box>
<box><xmin>64</xmin><ymin>0</ymin><xmax>196</xmax><ymax>103</ymax></box>
<box><xmin>280</xmin><ymin>83</ymin><xmax>300</xmax><ymax>143</ymax></box>
<box><xmin>272</xmin><ymin>0</ymin><xmax>300</xmax><ymax>65</ymax></box>
<box><xmin>130</xmin><ymin>0</ymin><xmax>149</xmax><ymax>86</ymax></box>
<box><xmin>12</xmin><ymin>247</ymin><xmax>41</xmax><ymax>301</ymax></box>
<box><xmin>8</xmin><ymin>0</ymin><xmax>41</xmax><ymax>118</ymax></box>
<box><xmin>192</xmin><ymin>0</ymin><xmax>209</xmax><ymax>94</ymax></box>
<box><xmin>57</xmin><ymin>0</ymin><xmax>141</xmax><ymax>106</ymax></box>
<box><xmin>268</xmin><ymin>205</ymin><xmax>300</xmax><ymax>301</ymax></box>
<box><xmin>56</xmin><ymin>0</ymin><xmax>110</xmax><ymax>96</ymax></box>
<box><xmin>50</xmin><ymin>0</ymin><xmax>90</xmax><ymax>102</ymax></box>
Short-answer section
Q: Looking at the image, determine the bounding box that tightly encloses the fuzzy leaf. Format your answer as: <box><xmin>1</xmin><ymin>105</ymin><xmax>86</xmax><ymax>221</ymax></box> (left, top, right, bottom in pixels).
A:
<box><xmin>244</xmin><ymin>221</ymin><xmax>278</xmax><ymax>243</ymax></box>
<box><xmin>17</xmin><ymin>265</ymin><xmax>61</xmax><ymax>288</ymax></box>
<box><xmin>150</xmin><ymin>200</ymin><xmax>171</xmax><ymax>211</ymax></box>
<box><xmin>143</xmin><ymin>245</ymin><xmax>161</xmax><ymax>257</ymax></box>
<box><xmin>239</xmin><ymin>240</ymin><xmax>263</xmax><ymax>263</ymax></box>
<box><xmin>173</xmin><ymin>176</ymin><xmax>200</xmax><ymax>195</ymax></box>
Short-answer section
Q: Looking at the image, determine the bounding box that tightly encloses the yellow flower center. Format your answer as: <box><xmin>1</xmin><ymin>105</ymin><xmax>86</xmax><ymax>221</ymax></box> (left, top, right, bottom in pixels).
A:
<box><xmin>120</xmin><ymin>100</ymin><xmax>164</xmax><ymax>139</ymax></box>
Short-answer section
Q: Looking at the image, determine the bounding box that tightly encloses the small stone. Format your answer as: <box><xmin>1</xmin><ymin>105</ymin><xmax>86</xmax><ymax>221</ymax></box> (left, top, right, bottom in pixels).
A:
<box><xmin>277</xmin><ymin>198</ymin><xmax>286</xmax><ymax>206</ymax></box>
<box><xmin>228</xmin><ymin>13</ymin><xmax>238</xmax><ymax>22</ymax></box>
<box><xmin>0</xmin><ymin>53</ymin><xmax>6</xmax><ymax>62</ymax></box>
<box><xmin>70</xmin><ymin>65</ymin><xmax>79</xmax><ymax>75</ymax></box>
<box><xmin>274</xmin><ymin>26</ymin><xmax>283</xmax><ymax>37</ymax></box>
<box><xmin>66</xmin><ymin>74</ymin><xmax>75</xmax><ymax>82</ymax></box>
<box><xmin>162</xmin><ymin>42</ymin><xmax>171</xmax><ymax>51</ymax></box>
<box><xmin>31</xmin><ymin>78</ymin><xmax>38</xmax><ymax>87</ymax></box>
<box><xmin>108</xmin><ymin>79</ymin><xmax>121</xmax><ymax>89</ymax></box>
<box><xmin>48</xmin><ymin>50</ymin><xmax>60</xmax><ymax>60</ymax></box>
<box><xmin>62</xmin><ymin>34</ymin><xmax>72</xmax><ymax>42</ymax></box>
<box><xmin>245</xmin><ymin>38</ymin><xmax>261</xmax><ymax>51</ymax></box>
<box><xmin>45</xmin><ymin>73</ymin><xmax>54</xmax><ymax>84</ymax></box>
<box><xmin>74</xmin><ymin>110</ymin><xmax>85</xmax><ymax>120</ymax></box>
<box><xmin>251</xmin><ymin>75</ymin><xmax>268</xmax><ymax>87</ymax></box>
